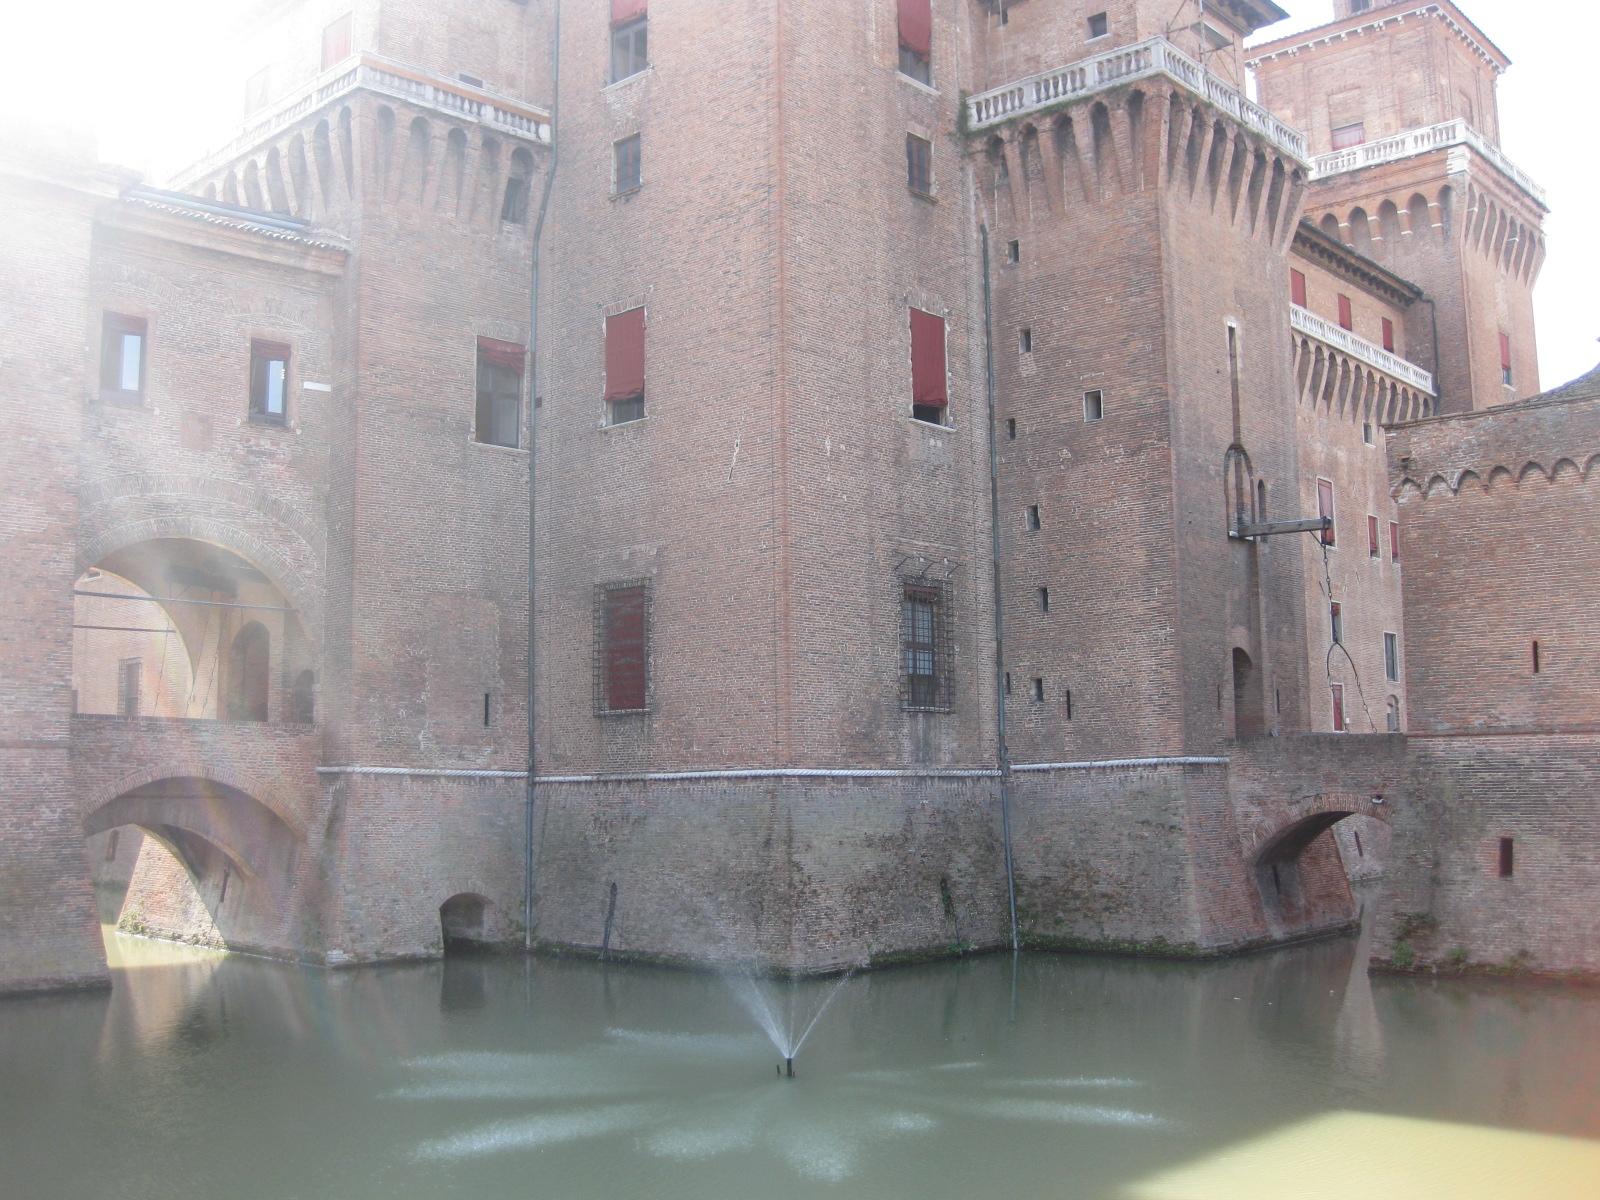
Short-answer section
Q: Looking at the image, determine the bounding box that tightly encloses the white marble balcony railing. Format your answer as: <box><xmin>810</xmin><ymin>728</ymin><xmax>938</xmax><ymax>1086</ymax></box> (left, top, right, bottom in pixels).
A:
<box><xmin>174</xmin><ymin>53</ymin><xmax>551</xmax><ymax>188</ymax></box>
<box><xmin>1290</xmin><ymin>304</ymin><xmax>1435</xmax><ymax>395</ymax></box>
<box><xmin>967</xmin><ymin>36</ymin><xmax>1308</xmax><ymax>164</ymax></box>
<box><xmin>1310</xmin><ymin>118</ymin><xmax>1546</xmax><ymax>209</ymax></box>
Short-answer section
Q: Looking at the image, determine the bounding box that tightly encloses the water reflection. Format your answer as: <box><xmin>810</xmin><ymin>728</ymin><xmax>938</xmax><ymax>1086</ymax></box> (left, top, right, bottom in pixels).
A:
<box><xmin>2</xmin><ymin>906</ymin><xmax>1598</xmax><ymax>1199</ymax></box>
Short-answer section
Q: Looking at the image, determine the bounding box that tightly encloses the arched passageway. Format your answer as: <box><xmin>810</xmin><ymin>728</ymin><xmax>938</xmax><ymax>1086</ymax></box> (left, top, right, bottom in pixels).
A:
<box><xmin>1250</xmin><ymin>802</ymin><xmax>1393</xmax><ymax>940</ymax></box>
<box><xmin>84</xmin><ymin>777</ymin><xmax>305</xmax><ymax>962</ymax></box>
<box><xmin>440</xmin><ymin>894</ymin><xmax>492</xmax><ymax>954</ymax></box>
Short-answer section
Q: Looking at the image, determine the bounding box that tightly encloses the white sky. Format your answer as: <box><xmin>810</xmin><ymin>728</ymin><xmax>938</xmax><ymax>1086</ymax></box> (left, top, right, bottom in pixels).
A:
<box><xmin>1</xmin><ymin>0</ymin><xmax>1593</xmax><ymax>388</ymax></box>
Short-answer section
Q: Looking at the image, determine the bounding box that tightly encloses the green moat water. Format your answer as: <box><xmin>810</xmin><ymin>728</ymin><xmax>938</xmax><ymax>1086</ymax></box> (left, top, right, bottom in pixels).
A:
<box><xmin>3</xmin><ymin>896</ymin><xmax>1599</xmax><ymax>1199</ymax></box>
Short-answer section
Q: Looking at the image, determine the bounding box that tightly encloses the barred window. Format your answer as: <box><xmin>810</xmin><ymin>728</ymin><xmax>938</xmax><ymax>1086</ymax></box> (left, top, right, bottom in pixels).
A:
<box><xmin>901</xmin><ymin>580</ymin><xmax>950</xmax><ymax>711</ymax></box>
<box><xmin>595</xmin><ymin>580</ymin><xmax>650</xmax><ymax>714</ymax></box>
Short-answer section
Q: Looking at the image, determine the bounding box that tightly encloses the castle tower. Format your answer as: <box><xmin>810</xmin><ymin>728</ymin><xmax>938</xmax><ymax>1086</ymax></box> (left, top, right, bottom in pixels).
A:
<box><xmin>1249</xmin><ymin>1</ymin><xmax>1546</xmax><ymax>412</ymax></box>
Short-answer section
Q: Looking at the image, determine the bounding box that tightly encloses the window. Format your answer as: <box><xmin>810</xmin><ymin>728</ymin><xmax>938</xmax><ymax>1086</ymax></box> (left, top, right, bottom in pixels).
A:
<box><xmin>117</xmin><ymin>659</ymin><xmax>141</xmax><ymax>719</ymax></box>
<box><xmin>1330</xmin><ymin>683</ymin><xmax>1346</xmax><ymax>731</ymax></box>
<box><xmin>1381</xmin><ymin>316</ymin><xmax>1396</xmax><ymax>352</ymax></box>
<box><xmin>596</xmin><ymin>582</ymin><xmax>650</xmax><ymax>713</ymax></box>
<box><xmin>906</xmin><ymin>133</ymin><xmax>932</xmax><ymax>194</ymax></box>
<box><xmin>1031</xmin><ymin>677</ymin><xmax>1044</xmax><ymax>702</ymax></box>
<box><xmin>1038</xmin><ymin>586</ymin><xmax>1049</xmax><ymax>613</ymax></box>
<box><xmin>1336</xmin><ymin>293</ymin><xmax>1353</xmax><ymax>331</ymax></box>
<box><xmin>1368</xmin><ymin>514</ymin><xmax>1380</xmax><ymax>557</ymax></box>
<box><xmin>1499</xmin><ymin>332</ymin><xmax>1513</xmax><ymax>385</ymax></box>
<box><xmin>459</xmin><ymin>73</ymin><xmax>485</xmax><ymax>88</ymax></box>
<box><xmin>321</xmin><ymin>14</ymin><xmax>352</xmax><ymax>70</ymax></box>
<box><xmin>99</xmin><ymin>313</ymin><xmax>146</xmax><ymax>401</ymax></box>
<box><xmin>604</xmin><ymin>307</ymin><xmax>647</xmax><ymax>423</ymax></box>
<box><xmin>909</xmin><ymin>307</ymin><xmax>947</xmax><ymax>425</ymax></box>
<box><xmin>1083</xmin><ymin>389</ymin><xmax>1104</xmax><ymax>421</ymax></box>
<box><xmin>901</xmin><ymin>581</ymin><xmax>948</xmax><ymax>710</ymax></box>
<box><xmin>1330</xmin><ymin>601</ymin><xmax>1342</xmax><ymax>645</ymax></box>
<box><xmin>1018</xmin><ymin>327</ymin><xmax>1032</xmax><ymax>353</ymax></box>
<box><xmin>1532</xmin><ymin>641</ymin><xmax>1541</xmax><ymax>674</ymax></box>
<box><xmin>897</xmin><ymin>0</ymin><xmax>931</xmax><ymax>84</ymax></box>
<box><xmin>1384</xmin><ymin>632</ymin><xmax>1399</xmax><ymax>682</ymax></box>
<box><xmin>1005</xmin><ymin>417</ymin><xmax>1016</xmax><ymax>440</ymax></box>
<box><xmin>1389</xmin><ymin>521</ymin><xmax>1400</xmax><ymax>562</ymax></box>
<box><xmin>1317</xmin><ymin>478</ymin><xmax>1335</xmax><ymax>545</ymax></box>
<box><xmin>244</xmin><ymin>67</ymin><xmax>271</xmax><ymax>114</ymax></box>
<box><xmin>614</xmin><ymin>133</ymin><xmax>642</xmax><ymax>192</ymax></box>
<box><xmin>1289</xmin><ymin>268</ymin><xmax>1307</xmax><ymax>307</ymax></box>
<box><xmin>1025</xmin><ymin>504</ymin><xmax>1040</xmax><ymax>531</ymax></box>
<box><xmin>249</xmin><ymin>340</ymin><xmax>290</xmax><ymax>424</ymax></box>
<box><xmin>1498</xmin><ymin>837</ymin><xmax>1514</xmax><ymax>878</ymax></box>
<box><xmin>1004</xmin><ymin>672</ymin><xmax>1012</xmax><ymax>695</ymax></box>
<box><xmin>1087</xmin><ymin>12</ymin><xmax>1108</xmax><ymax>39</ymax></box>
<box><xmin>1386</xmin><ymin>696</ymin><xmax>1400</xmax><ymax>732</ymax></box>
<box><xmin>609</xmin><ymin>0</ymin><xmax>649</xmax><ymax>83</ymax></box>
<box><xmin>1006</xmin><ymin>239</ymin><xmax>1020</xmax><ymax>264</ymax></box>
<box><xmin>1363</xmin><ymin>421</ymin><xmax>1374</xmax><ymax>445</ymax></box>
<box><xmin>501</xmin><ymin>152</ymin><xmax>532</xmax><ymax>223</ymax></box>
<box><xmin>1330</xmin><ymin>122</ymin><xmax>1366</xmax><ymax>150</ymax></box>
<box><xmin>1352</xmin><ymin>0</ymin><xmax>1372</xmax><ymax>12</ymax></box>
<box><xmin>475</xmin><ymin>337</ymin><xmax>525</xmax><ymax>448</ymax></box>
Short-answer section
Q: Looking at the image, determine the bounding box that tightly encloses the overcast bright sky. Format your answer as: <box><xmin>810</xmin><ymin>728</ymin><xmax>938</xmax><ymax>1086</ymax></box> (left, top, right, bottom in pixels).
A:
<box><xmin>2</xmin><ymin>1</ymin><xmax>1594</xmax><ymax>388</ymax></box>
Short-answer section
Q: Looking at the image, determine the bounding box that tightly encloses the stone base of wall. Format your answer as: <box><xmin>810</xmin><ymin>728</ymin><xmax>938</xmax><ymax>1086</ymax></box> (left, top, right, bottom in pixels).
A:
<box><xmin>1375</xmin><ymin>734</ymin><xmax>1600</xmax><ymax>980</ymax></box>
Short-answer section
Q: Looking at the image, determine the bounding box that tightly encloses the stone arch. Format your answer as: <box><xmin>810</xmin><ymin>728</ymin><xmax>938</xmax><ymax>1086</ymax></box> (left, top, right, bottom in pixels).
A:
<box><xmin>440</xmin><ymin>126</ymin><xmax>468</xmax><ymax>215</ymax></box>
<box><xmin>286</xmin><ymin>133</ymin><xmax>311</xmax><ymax>216</ymax></box>
<box><xmin>1264</xmin><ymin>156</ymin><xmax>1286</xmax><ymax>241</ymax></box>
<box><xmin>264</xmin><ymin>147</ymin><xmax>290</xmax><ymax>213</ymax></box>
<box><xmin>1404</xmin><ymin>192</ymin><xmax>1430</xmax><ymax>240</ymax></box>
<box><xmin>224</xmin><ymin>620</ymin><xmax>271</xmax><ymax>723</ymax></box>
<box><xmin>1244</xmin><ymin>794</ymin><xmax>1394</xmax><ymax>937</ymax></box>
<box><xmin>1348</xmin><ymin>206</ymin><xmax>1374</xmax><ymax>257</ymax></box>
<box><xmin>1377</xmin><ymin>199</ymin><xmax>1401</xmax><ymax>250</ymax></box>
<box><xmin>1318</xmin><ymin>211</ymin><xmax>1342</xmax><ymax>241</ymax></box>
<box><xmin>313</xmin><ymin>118</ymin><xmax>337</xmax><ymax>204</ymax></box>
<box><xmin>402</xmin><ymin>115</ymin><xmax>432</xmax><ymax>202</ymax></box>
<box><xmin>222</xmin><ymin>169</ymin><xmax>240</xmax><ymax>205</ymax></box>
<box><xmin>441</xmin><ymin>892</ymin><xmax>491</xmax><ymax>952</ymax></box>
<box><xmin>374</xmin><ymin>104</ymin><xmax>397</xmax><ymax>189</ymax></box>
<box><xmin>242</xmin><ymin>159</ymin><xmax>265</xmax><ymax>210</ymax></box>
<box><xmin>1232</xmin><ymin>646</ymin><xmax>1264</xmax><ymax>737</ymax></box>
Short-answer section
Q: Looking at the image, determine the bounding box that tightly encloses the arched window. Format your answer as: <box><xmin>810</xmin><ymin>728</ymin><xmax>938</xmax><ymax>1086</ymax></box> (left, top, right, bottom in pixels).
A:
<box><xmin>225</xmin><ymin>621</ymin><xmax>270</xmax><ymax>723</ymax></box>
<box><xmin>1233</xmin><ymin>647</ymin><xmax>1264</xmax><ymax>737</ymax></box>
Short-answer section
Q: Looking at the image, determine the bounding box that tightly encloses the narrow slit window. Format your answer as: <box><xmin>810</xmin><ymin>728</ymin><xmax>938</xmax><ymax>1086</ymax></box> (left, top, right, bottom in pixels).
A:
<box><xmin>1065</xmin><ymin>689</ymin><xmax>1072</xmax><ymax>719</ymax></box>
<box><xmin>909</xmin><ymin>307</ymin><xmax>948</xmax><ymax>425</ymax></box>
<box><xmin>1384</xmin><ymin>632</ymin><xmax>1399</xmax><ymax>682</ymax></box>
<box><xmin>1389</xmin><ymin>521</ymin><xmax>1400</xmax><ymax>563</ymax></box>
<box><xmin>1363</xmin><ymin>421</ymin><xmax>1374</xmax><ymax>446</ymax></box>
<box><xmin>1354</xmin><ymin>830</ymin><xmax>1364</xmax><ymax>857</ymax></box>
<box><xmin>475</xmin><ymin>337</ymin><xmax>525</xmax><ymax>448</ymax></box>
<box><xmin>1004</xmin><ymin>671</ymin><xmax>1012</xmax><ymax>696</ymax></box>
<box><xmin>1498</xmin><ymin>837</ymin><xmax>1514</xmax><ymax>878</ymax></box>
<box><xmin>1031</xmin><ymin>677</ymin><xmax>1044</xmax><ymax>702</ymax></box>
<box><xmin>483</xmin><ymin>692</ymin><xmax>492</xmax><ymax>726</ymax></box>
<box><xmin>1026</xmin><ymin>504</ymin><xmax>1040</xmax><ymax>531</ymax></box>
<box><xmin>1005</xmin><ymin>417</ymin><xmax>1016</xmax><ymax>440</ymax></box>
<box><xmin>604</xmin><ymin>307</ymin><xmax>647</xmax><ymax>424</ymax></box>
<box><xmin>1330</xmin><ymin>682</ymin><xmax>1345</xmax><ymax>731</ymax></box>
<box><xmin>249</xmin><ymin>340</ymin><xmax>290</xmax><ymax>424</ymax></box>
<box><xmin>1500</xmin><ymin>332</ymin><xmax>1513</xmax><ymax>385</ymax></box>
<box><xmin>1382</xmin><ymin>317</ymin><xmax>1396</xmax><ymax>352</ymax></box>
<box><xmin>1038</xmin><ymin>586</ymin><xmax>1049</xmax><ymax>612</ymax></box>
<box><xmin>1083</xmin><ymin>389</ymin><xmax>1104</xmax><ymax>421</ymax></box>
<box><xmin>1019</xmin><ymin>327</ymin><xmax>1032</xmax><ymax>353</ymax></box>
<box><xmin>1330</xmin><ymin>601</ymin><xmax>1342</xmax><ymax>645</ymax></box>
<box><xmin>906</xmin><ymin>133</ymin><xmax>933</xmax><ymax>194</ymax></box>
<box><xmin>1532</xmin><ymin>641</ymin><xmax>1541</xmax><ymax>674</ymax></box>
<box><xmin>1368</xmin><ymin>514</ymin><xmax>1380</xmax><ymax>557</ymax></box>
<box><xmin>100</xmin><ymin>313</ymin><xmax>147</xmax><ymax>401</ymax></box>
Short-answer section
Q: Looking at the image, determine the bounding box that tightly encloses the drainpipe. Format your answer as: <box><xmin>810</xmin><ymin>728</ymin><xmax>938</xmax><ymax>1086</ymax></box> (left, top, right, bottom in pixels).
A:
<box><xmin>980</xmin><ymin>224</ymin><xmax>1020</xmax><ymax>953</ymax></box>
<box><xmin>524</xmin><ymin>0</ymin><xmax>561</xmax><ymax>951</ymax></box>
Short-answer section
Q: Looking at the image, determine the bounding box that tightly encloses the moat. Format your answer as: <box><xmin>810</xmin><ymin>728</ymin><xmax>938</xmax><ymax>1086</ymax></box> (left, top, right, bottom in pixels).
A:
<box><xmin>4</xmin><ymin>893</ymin><xmax>1599</xmax><ymax>1200</ymax></box>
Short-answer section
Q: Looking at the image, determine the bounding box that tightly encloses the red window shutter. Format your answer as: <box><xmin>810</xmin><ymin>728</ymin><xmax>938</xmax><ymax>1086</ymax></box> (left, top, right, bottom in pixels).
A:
<box><xmin>1368</xmin><ymin>514</ymin><xmax>1380</xmax><ymax>556</ymax></box>
<box><xmin>1389</xmin><ymin>521</ymin><xmax>1400</xmax><ymax>562</ymax></box>
<box><xmin>611</xmin><ymin>0</ymin><xmax>648</xmax><ymax>25</ymax></box>
<box><xmin>1331</xmin><ymin>684</ymin><xmax>1345</xmax><ymax>731</ymax></box>
<box><xmin>477</xmin><ymin>336</ymin><xmax>525</xmax><ymax>373</ymax></box>
<box><xmin>1317</xmin><ymin>478</ymin><xmax>1335</xmax><ymax>545</ymax></box>
<box><xmin>1382</xmin><ymin>317</ymin><xmax>1395</xmax><ymax>352</ymax></box>
<box><xmin>1499</xmin><ymin>332</ymin><xmax>1512</xmax><ymax>370</ymax></box>
<box><xmin>604</xmin><ymin>308</ymin><xmax>646</xmax><ymax>402</ymax></box>
<box><xmin>321</xmin><ymin>15</ymin><xmax>352</xmax><ymax>69</ymax></box>
<box><xmin>1337</xmin><ymin>294</ymin><xmax>1353</xmax><ymax>331</ymax></box>
<box><xmin>604</xmin><ymin>586</ymin><xmax>648</xmax><ymax>710</ymax></box>
<box><xmin>909</xmin><ymin>308</ymin><xmax>947</xmax><ymax>409</ymax></box>
<box><xmin>898</xmin><ymin>0</ymin><xmax>932</xmax><ymax>56</ymax></box>
<box><xmin>1290</xmin><ymin>269</ymin><xmax>1307</xmax><ymax>307</ymax></box>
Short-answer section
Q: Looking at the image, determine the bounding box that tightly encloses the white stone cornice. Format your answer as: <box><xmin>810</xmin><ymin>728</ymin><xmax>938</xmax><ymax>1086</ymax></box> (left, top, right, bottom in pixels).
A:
<box><xmin>1290</xmin><ymin>304</ymin><xmax>1435</xmax><ymax>395</ymax></box>
<box><xmin>967</xmin><ymin>36</ymin><xmax>1308</xmax><ymax>165</ymax></box>
<box><xmin>1245</xmin><ymin>4</ymin><xmax>1508</xmax><ymax>74</ymax></box>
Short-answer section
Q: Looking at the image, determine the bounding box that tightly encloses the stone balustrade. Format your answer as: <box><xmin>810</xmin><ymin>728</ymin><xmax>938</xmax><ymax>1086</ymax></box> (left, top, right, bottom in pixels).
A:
<box><xmin>175</xmin><ymin>53</ymin><xmax>551</xmax><ymax>189</ymax></box>
<box><xmin>967</xmin><ymin>37</ymin><xmax>1307</xmax><ymax>164</ymax></box>
<box><xmin>1290</xmin><ymin>304</ymin><xmax>1435</xmax><ymax>395</ymax></box>
<box><xmin>1310</xmin><ymin>118</ymin><xmax>1546</xmax><ymax>209</ymax></box>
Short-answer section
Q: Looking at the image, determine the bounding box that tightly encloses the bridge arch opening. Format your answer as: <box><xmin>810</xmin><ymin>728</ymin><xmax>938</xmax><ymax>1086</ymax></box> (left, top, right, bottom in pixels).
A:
<box><xmin>440</xmin><ymin>894</ymin><xmax>494</xmax><ymax>955</ymax></box>
<box><xmin>1251</xmin><ymin>802</ymin><xmax>1392</xmax><ymax>939</ymax></box>
<box><xmin>85</xmin><ymin>776</ymin><xmax>303</xmax><ymax>963</ymax></box>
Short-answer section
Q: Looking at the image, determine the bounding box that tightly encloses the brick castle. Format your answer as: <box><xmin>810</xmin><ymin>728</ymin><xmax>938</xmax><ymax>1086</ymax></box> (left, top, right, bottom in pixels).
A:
<box><xmin>2</xmin><ymin>0</ymin><xmax>1594</xmax><ymax>992</ymax></box>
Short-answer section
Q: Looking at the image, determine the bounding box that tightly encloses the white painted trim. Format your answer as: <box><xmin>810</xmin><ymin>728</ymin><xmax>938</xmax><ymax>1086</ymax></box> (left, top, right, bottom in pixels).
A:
<box><xmin>301</xmin><ymin>381</ymin><xmax>332</xmax><ymax>392</ymax></box>
<box><xmin>1010</xmin><ymin>756</ymin><xmax>1228</xmax><ymax>772</ymax></box>
<box><xmin>317</xmin><ymin>756</ymin><xmax>1228</xmax><ymax>781</ymax></box>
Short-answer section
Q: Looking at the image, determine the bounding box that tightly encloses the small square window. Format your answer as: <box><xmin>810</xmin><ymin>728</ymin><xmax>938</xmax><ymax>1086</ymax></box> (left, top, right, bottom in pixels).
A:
<box><xmin>249</xmin><ymin>340</ymin><xmax>290</xmax><ymax>424</ymax></box>
<box><xmin>1006</xmin><ymin>239</ymin><xmax>1020</xmax><ymax>264</ymax></box>
<box><xmin>100</xmin><ymin>313</ymin><xmax>147</xmax><ymax>401</ymax></box>
<box><xmin>614</xmin><ymin>134</ymin><xmax>642</xmax><ymax>193</ymax></box>
<box><xmin>1026</xmin><ymin>504</ymin><xmax>1040</xmax><ymax>531</ymax></box>
<box><xmin>1019</xmin><ymin>327</ymin><xmax>1032</xmax><ymax>354</ymax></box>
<box><xmin>1087</xmin><ymin>12</ymin><xmax>1108</xmax><ymax>39</ymax></box>
<box><xmin>1083</xmin><ymin>389</ymin><xmax>1104</xmax><ymax>421</ymax></box>
<box><xmin>610</xmin><ymin>16</ymin><xmax>649</xmax><ymax>84</ymax></box>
